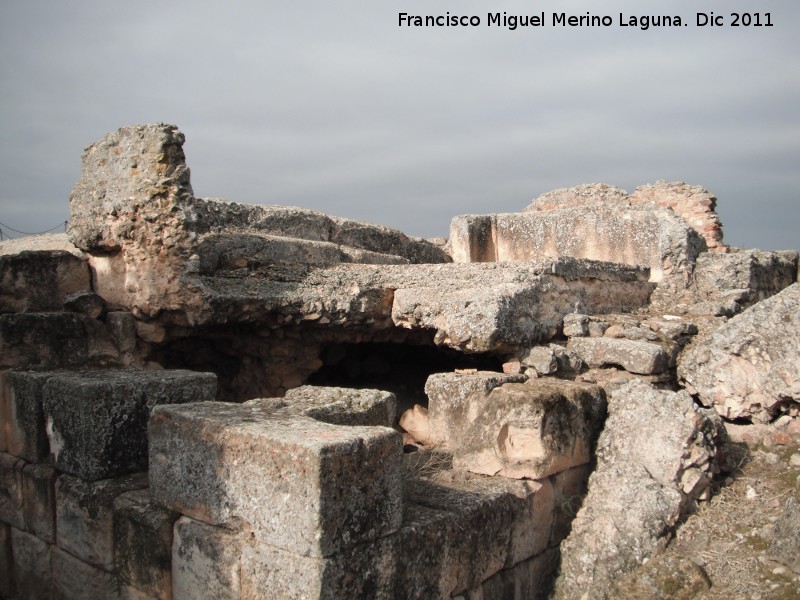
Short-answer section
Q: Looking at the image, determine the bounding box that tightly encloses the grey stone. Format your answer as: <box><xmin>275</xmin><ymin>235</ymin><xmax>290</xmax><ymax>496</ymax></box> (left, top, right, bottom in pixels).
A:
<box><xmin>106</xmin><ymin>311</ymin><xmax>137</xmax><ymax>354</ymax></box>
<box><xmin>0</xmin><ymin>452</ymin><xmax>25</xmax><ymax>530</ymax></box>
<box><xmin>149</xmin><ymin>401</ymin><xmax>402</xmax><ymax>557</ymax></box>
<box><xmin>520</xmin><ymin>346</ymin><xmax>558</xmax><ymax>375</ymax></box>
<box><xmin>279</xmin><ymin>384</ymin><xmax>396</xmax><ymax>427</ymax></box>
<box><xmin>114</xmin><ymin>488</ymin><xmax>179</xmax><ymax>600</ymax></box>
<box><xmin>568</xmin><ymin>337</ymin><xmax>670</xmax><ymax>375</ymax></box>
<box><xmin>680</xmin><ymin>282</ymin><xmax>800</xmax><ymax>422</ymax></box>
<box><xmin>608</xmin><ymin>553</ymin><xmax>711</xmax><ymax>599</ymax></box>
<box><xmin>553</xmin><ymin>380</ymin><xmax>724</xmax><ymax>600</ymax></box>
<box><xmin>11</xmin><ymin>527</ymin><xmax>53</xmax><ymax>600</ymax></box>
<box><xmin>42</xmin><ymin>368</ymin><xmax>217</xmax><ymax>480</ymax></box>
<box><xmin>0</xmin><ymin>522</ymin><xmax>14</xmax><ymax>599</ymax></box>
<box><xmin>525</xmin><ymin>183</ymin><xmax>631</xmax><ymax>212</ymax></box>
<box><xmin>425</xmin><ymin>372</ymin><xmax>525</xmax><ymax>448</ymax></box>
<box><xmin>0</xmin><ymin>250</ymin><xmax>90</xmax><ymax>314</ymax></box>
<box><xmin>562</xmin><ymin>313</ymin><xmax>589</xmax><ymax>337</ymax></box>
<box><xmin>449</xmin><ymin>379</ymin><xmax>606</xmax><ymax>480</ymax></box>
<box><xmin>2</xmin><ymin>370</ymin><xmax>53</xmax><ymax>462</ymax></box>
<box><xmin>768</xmin><ymin>497</ymin><xmax>800</xmax><ymax>574</ymax></box>
<box><xmin>0</xmin><ymin>313</ymin><xmax>119</xmax><ymax>369</ymax></box>
<box><xmin>56</xmin><ymin>472</ymin><xmax>148</xmax><ymax>570</ymax></box>
<box><xmin>63</xmin><ymin>290</ymin><xmax>106</xmax><ymax>318</ymax></box>
<box><xmin>172</xmin><ymin>516</ymin><xmax>242</xmax><ymax>600</ymax></box>
<box><xmin>461</xmin><ymin>547</ymin><xmax>560</xmax><ymax>600</ymax></box>
<box><xmin>22</xmin><ymin>462</ymin><xmax>57</xmax><ymax>543</ymax></box>
<box><xmin>51</xmin><ymin>546</ymin><xmax>121</xmax><ymax>600</ymax></box>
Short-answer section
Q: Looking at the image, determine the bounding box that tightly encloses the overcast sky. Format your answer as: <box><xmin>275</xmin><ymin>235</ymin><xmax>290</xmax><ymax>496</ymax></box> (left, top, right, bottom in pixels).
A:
<box><xmin>1</xmin><ymin>1</ymin><xmax>798</xmax><ymax>250</ymax></box>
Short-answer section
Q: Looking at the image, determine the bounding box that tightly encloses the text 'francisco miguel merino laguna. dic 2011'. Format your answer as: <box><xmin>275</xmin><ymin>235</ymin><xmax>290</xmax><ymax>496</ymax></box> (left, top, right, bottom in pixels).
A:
<box><xmin>398</xmin><ymin>12</ymin><xmax>774</xmax><ymax>30</ymax></box>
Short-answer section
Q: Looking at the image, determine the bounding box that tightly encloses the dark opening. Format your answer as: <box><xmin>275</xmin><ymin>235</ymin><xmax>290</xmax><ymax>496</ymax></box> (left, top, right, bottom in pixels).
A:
<box><xmin>308</xmin><ymin>341</ymin><xmax>504</xmax><ymax>417</ymax></box>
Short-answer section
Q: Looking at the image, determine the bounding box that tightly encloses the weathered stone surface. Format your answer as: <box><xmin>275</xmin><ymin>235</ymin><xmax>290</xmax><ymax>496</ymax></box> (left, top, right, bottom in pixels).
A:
<box><xmin>399</xmin><ymin>404</ymin><xmax>430</xmax><ymax>446</ymax></box>
<box><xmin>425</xmin><ymin>372</ymin><xmax>525</xmax><ymax>448</ymax></box>
<box><xmin>106</xmin><ymin>311</ymin><xmax>137</xmax><ymax>355</ymax></box>
<box><xmin>449</xmin><ymin>379</ymin><xmax>606</xmax><ymax>480</ymax></box>
<box><xmin>172</xmin><ymin>516</ymin><xmax>241</xmax><ymax>600</ymax></box>
<box><xmin>520</xmin><ymin>346</ymin><xmax>558</xmax><ymax>375</ymax></box>
<box><xmin>11</xmin><ymin>527</ymin><xmax>53</xmax><ymax>599</ymax></box>
<box><xmin>0</xmin><ymin>452</ymin><xmax>25</xmax><ymax>529</ymax></box>
<box><xmin>630</xmin><ymin>180</ymin><xmax>724</xmax><ymax>251</ymax></box>
<box><xmin>679</xmin><ymin>282</ymin><xmax>800</xmax><ymax>422</ymax></box>
<box><xmin>150</xmin><ymin>401</ymin><xmax>402</xmax><ymax>557</ymax></box>
<box><xmin>281</xmin><ymin>384</ymin><xmax>396</xmax><ymax>427</ymax></box>
<box><xmin>562</xmin><ymin>313</ymin><xmax>589</xmax><ymax>337</ymax></box>
<box><xmin>768</xmin><ymin>496</ymin><xmax>800</xmax><ymax>574</ymax></box>
<box><xmin>2</xmin><ymin>370</ymin><xmax>55</xmax><ymax>462</ymax></box>
<box><xmin>0</xmin><ymin>250</ymin><xmax>90</xmax><ymax>314</ymax></box>
<box><xmin>460</xmin><ymin>547</ymin><xmax>560</xmax><ymax>600</ymax></box>
<box><xmin>64</xmin><ymin>290</ymin><xmax>106</xmax><ymax>318</ymax></box>
<box><xmin>549</xmin><ymin>464</ymin><xmax>592</xmax><ymax>547</ymax></box>
<box><xmin>0</xmin><ymin>313</ymin><xmax>119</xmax><ymax>369</ymax></box>
<box><xmin>687</xmin><ymin>248</ymin><xmax>798</xmax><ymax>311</ymax></box>
<box><xmin>114</xmin><ymin>488</ymin><xmax>179</xmax><ymax>600</ymax></box>
<box><xmin>56</xmin><ymin>472</ymin><xmax>148</xmax><ymax>570</ymax></box>
<box><xmin>525</xmin><ymin>183</ymin><xmax>631</xmax><ymax>212</ymax></box>
<box><xmin>240</xmin><ymin>535</ymin><xmax>396</xmax><ymax>600</ymax></box>
<box><xmin>568</xmin><ymin>337</ymin><xmax>670</xmax><ymax>375</ymax></box>
<box><xmin>51</xmin><ymin>545</ymin><xmax>120</xmax><ymax>600</ymax></box>
<box><xmin>42</xmin><ymin>368</ymin><xmax>217</xmax><ymax>480</ymax></box>
<box><xmin>449</xmin><ymin>205</ymin><xmax>706</xmax><ymax>290</ymax></box>
<box><xmin>553</xmin><ymin>380</ymin><xmax>724</xmax><ymax>600</ymax></box>
<box><xmin>0</xmin><ymin>522</ymin><xmax>14</xmax><ymax>599</ymax></box>
<box><xmin>608</xmin><ymin>553</ymin><xmax>711</xmax><ymax>599</ymax></box>
<box><xmin>22</xmin><ymin>462</ymin><xmax>57</xmax><ymax>543</ymax></box>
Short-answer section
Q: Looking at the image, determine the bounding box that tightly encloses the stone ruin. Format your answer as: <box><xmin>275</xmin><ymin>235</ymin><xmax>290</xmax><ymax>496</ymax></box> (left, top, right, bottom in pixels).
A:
<box><xmin>0</xmin><ymin>123</ymin><xmax>798</xmax><ymax>599</ymax></box>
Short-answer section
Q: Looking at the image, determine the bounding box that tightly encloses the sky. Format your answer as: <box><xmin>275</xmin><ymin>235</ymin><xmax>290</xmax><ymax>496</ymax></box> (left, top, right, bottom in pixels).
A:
<box><xmin>1</xmin><ymin>0</ymin><xmax>798</xmax><ymax>250</ymax></box>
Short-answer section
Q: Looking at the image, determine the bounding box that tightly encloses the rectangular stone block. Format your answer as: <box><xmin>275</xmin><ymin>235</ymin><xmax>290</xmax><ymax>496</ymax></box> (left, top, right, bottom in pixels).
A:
<box><xmin>0</xmin><ymin>522</ymin><xmax>14</xmax><ymax>599</ymax></box>
<box><xmin>460</xmin><ymin>547</ymin><xmax>560</xmax><ymax>600</ymax></box>
<box><xmin>11</xmin><ymin>527</ymin><xmax>53</xmax><ymax>600</ymax></box>
<box><xmin>56</xmin><ymin>472</ymin><xmax>147</xmax><ymax>570</ymax></box>
<box><xmin>568</xmin><ymin>337</ymin><xmax>669</xmax><ymax>375</ymax></box>
<box><xmin>2</xmin><ymin>371</ymin><xmax>53</xmax><ymax>462</ymax></box>
<box><xmin>114</xmin><ymin>488</ymin><xmax>179</xmax><ymax>600</ymax></box>
<box><xmin>425</xmin><ymin>372</ymin><xmax>525</xmax><ymax>448</ymax></box>
<box><xmin>404</xmin><ymin>473</ymin><xmax>514</xmax><ymax>596</ymax></box>
<box><xmin>172</xmin><ymin>516</ymin><xmax>241</xmax><ymax>600</ymax></box>
<box><xmin>0</xmin><ymin>313</ymin><xmax>118</xmax><ymax>370</ymax></box>
<box><xmin>240</xmin><ymin>535</ymin><xmax>396</xmax><ymax>600</ymax></box>
<box><xmin>0</xmin><ymin>452</ymin><xmax>25</xmax><ymax>529</ymax></box>
<box><xmin>150</xmin><ymin>402</ymin><xmax>402</xmax><ymax>557</ymax></box>
<box><xmin>0</xmin><ymin>249</ymin><xmax>90</xmax><ymax>314</ymax></box>
<box><xmin>22</xmin><ymin>462</ymin><xmax>58</xmax><ymax>543</ymax></box>
<box><xmin>51</xmin><ymin>545</ymin><xmax>120</xmax><ymax>600</ymax></box>
<box><xmin>43</xmin><ymin>368</ymin><xmax>217</xmax><ymax>480</ymax></box>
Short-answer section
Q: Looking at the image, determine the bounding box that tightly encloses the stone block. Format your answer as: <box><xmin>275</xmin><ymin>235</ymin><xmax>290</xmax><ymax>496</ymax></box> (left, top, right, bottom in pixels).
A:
<box><xmin>425</xmin><ymin>372</ymin><xmax>525</xmax><ymax>448</ymax></box>
<box><xmin>42</xmin><ymin>368</ymin><xmax>217</xmax><ymax>480</ymax></box>
<box><xmin>3</xmin><ymin>370</ymin><xmax>54</xmax><ymax>462</ymax></box>
<box><xmin>568</xmin><ymin>337</ymin><xmax>669</xmax><ymax>375</ymax></box>
<box><xmin>0</xmin><ymin>522</ymin><xmax>14</xmax><ymax>599</ymax></box>
<box><xmin>240</xmin><ymin>535</ymin><xmax>396</xmax><ymax>600</ymax></box>
<box><xmin>520</xmin><ymin>346</ymin><xmax>558</xmax><ymax>375</ymax></box>
<box><xmin>562</xmin><ymin>313</ymin><xmax>589</xmax><ymax>337</ymax></box>
<box><xmin>280</xmin><ymin>384</ymin><xmax>396</xmax><ymax>427</ymax></box>
<box><xmin>394</xmin><ymin>502</ymin><xmax>455</xmax><ymax>598</ymax></box>
<box><xmin>0</xmin><ymin>452</ymin><xmax>25</xmax><ymax>529</ymax></box>
<box><xmin>150</xmin><ymin>401</ymin><xmax>402</xmax><ymax>557</ymax></box>
<box><xmin>114</xmin><ymin>488</ymin><xmax>179</xmax><ymax>600</ymax></box>
<box><xmin>51</xmin><ymin>546</ymin><xmax>120</xmax><ymax>600</ymax></box>
<box><xmin>22</xmin><ymin>462</ymin><xmax>57</xmax><ymax>543</ymax></box>
<box><xmin>0</xmin><ymin>313</ymin><xmax>119</xmax><ymax>369</ymax></box>
<box><xmin>64</xmin><ymin>291</ymin><xmax>106</xmax><ymax>318</ymax></box>
<box><xmin>550</xmin><ymin>464</ymin><xmax>592</xmax><ymax>546</ymax></box>
<box><xmin>11</xmin><ymin>527</ymin><xmax>53</xmax><ymax>600</ymax></box>
<box><xmin>432</xmin><ymin>376</ymin><xmax>606</xmax><ymax>480</ymax></box>
<box><xmin>56</xmin><ymin>472</ymin><xmax>148</xmax><ymax>570</ymax></box>
<box><xmin>404</xmin><ymin>473</ymin><xmax>515</xmax><ymax>596</ymax></box>
<box><xmin>0</xmin><ymin>250</ymin><xmax>90</xmax><ymax>314</ymax></box>
<box><xmin>461</xmin><ymin>547</ymin><xmax>560</xmax><ymax>600</ymax></box>
<box><xmin>106</xmin><ymin>311</ymin><xmax>137</xmax><ymax>354</ymax></box>
<box><xmin>172</xmin><ymin>516</ymin><xmax>241</xmax><ymax>600</ymax></box>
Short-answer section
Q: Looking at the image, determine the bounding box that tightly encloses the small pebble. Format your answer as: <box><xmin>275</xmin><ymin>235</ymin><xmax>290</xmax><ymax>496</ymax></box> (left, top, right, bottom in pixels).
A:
<box><xmin>772</xmin><ymin>566</ymin><xmax>787</xmax><ymax>575</ymax></box>
<box><xmin>746</xmin><ymin>486</ymin><xmax>758</xmax><ymax>500</ymax></box>
<box><xmin>789</xmin><ymin>453</ymin><xmax>800</xmax><ymax>467</ymax></box>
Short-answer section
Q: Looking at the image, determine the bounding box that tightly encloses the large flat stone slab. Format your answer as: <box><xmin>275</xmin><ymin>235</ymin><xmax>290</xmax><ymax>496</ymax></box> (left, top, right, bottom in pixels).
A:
<box><xmin>568</xmin><ymin>337</ymin><xmax>670</xmax><ymax>375</ymax></box>
<box><xmin>149</xmin><ymin>401</ymin><xmax>402</xmax><ymax>557</ymax></box>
